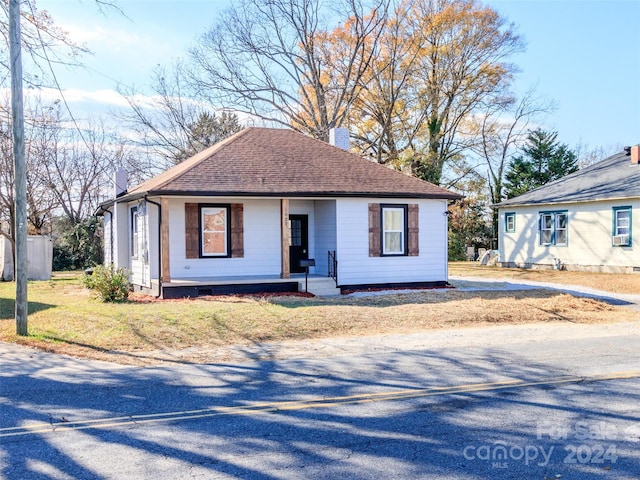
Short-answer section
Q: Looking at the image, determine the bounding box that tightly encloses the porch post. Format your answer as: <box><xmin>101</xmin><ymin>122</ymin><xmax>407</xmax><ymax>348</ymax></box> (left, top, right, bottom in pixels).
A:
<box><xmin>161</xmin><ymin>197</ymin><xmax>171</xmax><ymax>283</ymax></box>
<box><xmin>280</xmin><ymin>198</ymin><xmax>290</xmax><ymax>279</ymax></box>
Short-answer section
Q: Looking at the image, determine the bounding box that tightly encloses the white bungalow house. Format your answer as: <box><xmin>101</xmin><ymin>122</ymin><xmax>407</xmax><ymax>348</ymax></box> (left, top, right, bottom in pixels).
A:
<box><xmin>495</xmin><ymin>145</ymin><xmax>640</xmax><ymax>273</ymax></box>
<box><xmin>97</xmin><ymin>127</ymin><xmax>462</xmax><ymax>297</ymax></box>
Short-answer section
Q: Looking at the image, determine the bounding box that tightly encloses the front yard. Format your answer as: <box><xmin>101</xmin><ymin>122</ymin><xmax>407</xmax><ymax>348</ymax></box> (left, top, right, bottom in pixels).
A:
<box><xmin>1</xmin><ymin>265</ymin><xmax>639</xmax><ymax>365</ymax></box>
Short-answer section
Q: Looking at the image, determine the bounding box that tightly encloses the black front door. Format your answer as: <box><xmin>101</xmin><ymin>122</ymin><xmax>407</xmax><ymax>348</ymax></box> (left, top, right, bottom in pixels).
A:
<box><xmin>289</xmin><ymin>214</ymin><xmax>309</xmax><ymax>273</ymax></box>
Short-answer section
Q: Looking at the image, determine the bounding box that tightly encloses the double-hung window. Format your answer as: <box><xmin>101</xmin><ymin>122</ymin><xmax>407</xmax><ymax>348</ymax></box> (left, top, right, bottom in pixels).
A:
<box><xmin>539</xmin><ymin>211</ymin><xmax>568</xmax><ymax>246</ymax></box>
<box><xmin>185</xmin><ymin>203</ymin><xmax>243</xmax><ymax>259</ymax></box>
<box><xmin>382</xmin><ymin>205</ymin><xmax>407</xmax><ymax>255</ymax></box>
<box><xmin>612</xmin><ymin>207</ymin><xmax>632</xmax><ymax>246</ymax></box>
<box><xmin>201</xmin><ymin>205</ymin><xmax>229</xmax><ymax>257</ymax></box>
<box><xmin>505</xmin><ymin>212</ymin><xmax>516</xmax><ymax>233</ymax></box>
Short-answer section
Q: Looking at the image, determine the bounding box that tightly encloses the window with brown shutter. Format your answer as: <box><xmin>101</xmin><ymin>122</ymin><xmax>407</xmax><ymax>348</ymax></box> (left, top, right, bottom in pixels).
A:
<box><xmin>185</xmin><ymin>203</ymin><xmax>199</xmax><ymax>258</ymax></box>
<box><xmin>369</xmin><ymin>203</ymin><xmax>419</xmax><ymax>257</ymax></box>
<box><xmin>230</xmin><ymin>203</ymin><xmax>244</xmax><ymax>257</ymax></box>
<box><xmin>368</xmin><ymin>203</ymin><xmax>381</xmax><ymax>257</ymax></box>
<box><xmin>185</xmin><ymin>202</ymin><xmax>244</xmax><ymax>258</ymax></box>
<box><xmin>408</xmin><ymin>204</ymin><xmax>419</xmax><ymax>256</ymax></box>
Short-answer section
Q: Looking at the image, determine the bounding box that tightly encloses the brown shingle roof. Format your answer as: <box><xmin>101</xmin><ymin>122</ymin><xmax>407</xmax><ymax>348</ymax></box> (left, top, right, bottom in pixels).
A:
<box><xmin>124</xmin><ymin>127</ymin><xmax>462</xmax><ymax>200</ymax></box>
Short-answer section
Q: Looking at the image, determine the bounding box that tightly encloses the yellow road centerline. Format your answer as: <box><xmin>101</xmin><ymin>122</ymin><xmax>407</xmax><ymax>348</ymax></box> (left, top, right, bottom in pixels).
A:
<box><xmin>2</xmin><ymin>370</ymin><xmax>639</xmax><ymax>438</ymax></box>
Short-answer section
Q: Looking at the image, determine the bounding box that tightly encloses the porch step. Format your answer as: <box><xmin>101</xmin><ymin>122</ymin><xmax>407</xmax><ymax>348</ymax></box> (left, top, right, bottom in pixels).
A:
<box><xmin>298</xmin><ymin>277</ymin><xmax>341</xmax><ymax>297</ymax></box>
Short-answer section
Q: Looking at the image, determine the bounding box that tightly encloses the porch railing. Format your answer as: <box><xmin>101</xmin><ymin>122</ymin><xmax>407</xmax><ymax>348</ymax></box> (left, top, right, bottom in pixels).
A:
<box><xmin>328</xmin><ymin>250</ymin><xmax>337</xmax><ymax>286</ymax></box>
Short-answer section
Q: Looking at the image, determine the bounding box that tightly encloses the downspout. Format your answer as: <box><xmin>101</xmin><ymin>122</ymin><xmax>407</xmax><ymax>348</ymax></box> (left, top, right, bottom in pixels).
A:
<box><xmin>145</xmin><ymin>196</ymin><xmax>162</xmax><ymax>298</ymax></box>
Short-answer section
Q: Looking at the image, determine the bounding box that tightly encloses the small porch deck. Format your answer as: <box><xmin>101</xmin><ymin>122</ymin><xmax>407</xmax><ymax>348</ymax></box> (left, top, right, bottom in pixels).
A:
<box><xmin>157</xmin><ymin>274</ymin><xmax>340</xmax><ymax>298</ymax></box>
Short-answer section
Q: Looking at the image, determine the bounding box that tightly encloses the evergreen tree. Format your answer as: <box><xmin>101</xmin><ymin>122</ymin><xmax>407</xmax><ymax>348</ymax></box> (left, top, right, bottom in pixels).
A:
<box><xmin>504</xmin><ymin>129</ymin><xmax>578</xmax><ymax>198</ymax></box>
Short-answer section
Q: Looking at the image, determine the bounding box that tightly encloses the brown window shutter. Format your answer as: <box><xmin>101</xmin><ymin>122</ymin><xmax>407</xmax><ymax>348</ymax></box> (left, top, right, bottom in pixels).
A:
<box><xmin>368</xmin><ymin>203</ymin><xmax>381</xmax><ymax>257</ymax></box>
<box><xmin>230</xmin><ymin>203</ymin><xmax>244</xmax><ymax>258</ymax></box>
<box><xmin>185</xmin><ymin>203</ymin><xmax>199</xmax><ymax>258</ymax></box>
<box><xmin>408</xmin><ymin>204</ymin><xmax>419</xmax><ymax>256</ymax></box>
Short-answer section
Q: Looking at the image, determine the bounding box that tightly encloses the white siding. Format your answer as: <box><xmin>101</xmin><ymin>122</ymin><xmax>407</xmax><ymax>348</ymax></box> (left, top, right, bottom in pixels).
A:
<box><xmin>499</xmin><ymin>199</ymin><xmax>640</xmax><ymax>271</ymax></box>
<box><xmin>118</xmin><ymin>195</ymin><xmax>449</xmax><ymax>288</ymax></box>
<box><xmin>112</xmin><ymin>202</ymin><xmax>130</xmax><ymax>270</ymax></box>
<box><xmin>129</xmin><ymin>201</ymin><xmax>151</xmax><ymax>288</ymax></box>
<box><xmin>336</xmin><ymin>198</ymin><xmax>449</xmax><ymax>286</ymax></box>
<box><xmin>313</xmin><ymin>200</ymin><xmax>337</xmax><ymax>276</ymax></box>
<box><xmin>169</xmin><ymin>198</ymin><xmax>282</xmax><ymax>279</ymax></box>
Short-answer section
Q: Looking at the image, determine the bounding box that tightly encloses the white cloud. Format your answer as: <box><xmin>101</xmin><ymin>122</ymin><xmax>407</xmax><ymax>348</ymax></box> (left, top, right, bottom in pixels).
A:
<box><xmin>36</xmin><ymin>87</ymin><xmax>131</xmax><ymax>107</ymax></box>
<box><xmin>61</xmin><ymin>23</ymin><xmax>149</xmax><ymax>52</ymax></box>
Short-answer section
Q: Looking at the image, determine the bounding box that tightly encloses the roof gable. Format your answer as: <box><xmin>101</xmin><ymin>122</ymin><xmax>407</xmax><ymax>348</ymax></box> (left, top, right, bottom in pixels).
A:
<box><xmin>496</xmin><ymin>150</ymin><xmax>640</xmax><ymax>207</ymax></box>
<box><xmin>125</xmin><ymin>127</ymin><xmax>461</xmax><ymax>200</ymax></box>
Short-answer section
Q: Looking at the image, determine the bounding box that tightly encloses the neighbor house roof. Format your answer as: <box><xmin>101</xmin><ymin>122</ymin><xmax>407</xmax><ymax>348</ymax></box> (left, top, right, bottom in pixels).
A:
<box><xmin>496</xmin><ymin>150</ymin><xmax>640</xmax><ymax>208</ymax></box>
<box><xmin>118</xmin><ymin>127</ymin><xmax>462</xmax><ymax>201</ymax></box>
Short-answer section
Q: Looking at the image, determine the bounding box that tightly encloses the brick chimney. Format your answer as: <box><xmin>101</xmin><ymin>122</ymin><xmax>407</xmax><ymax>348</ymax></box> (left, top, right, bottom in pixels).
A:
<box><xmin>631</xmin><ymin>145</ymin><xmax>640</xmax><ymax>165</ymax></box>
<box><xmin>329</xmin><ymin>127</ymin><xmax>350</xmax><ymax>151</ymax></box>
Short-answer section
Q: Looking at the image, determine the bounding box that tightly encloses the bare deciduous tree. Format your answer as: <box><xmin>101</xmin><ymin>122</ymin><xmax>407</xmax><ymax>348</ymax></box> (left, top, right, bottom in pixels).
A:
<box><xmin>120</xmin><ymin>63</ymin><xmax>243</xmax><ymax>166</ymax></box>
<box><xmin>0</xmin><ymin>0</ymin><xmax>88</xmax><ymax>88</ymax></box>
<box><xmin>42</xmin><ymin>118</ymin><xmax>116</xmax><ymax>225</ymax></box>
<box><xmin>324</xmin><ymin>0</ymin><xmax>524</xmax><ymax>185</ymax></box>
<box><xmin>474</xmin><ymin>88</ymin><xmax>555</xmax><ymax>246</ymax></box>
<box><xmin>188</xmin><ymin>0</ymin><xmax>389</xmax><ymax>142</ymax></box>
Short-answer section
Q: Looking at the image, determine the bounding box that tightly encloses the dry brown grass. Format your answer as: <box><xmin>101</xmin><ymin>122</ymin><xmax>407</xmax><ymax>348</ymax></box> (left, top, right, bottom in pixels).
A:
<box><xmin>2</xmin><ymin>271</ymin><xmax>639</xmax><ymax>365</ymax></box>
<box><xmin>449</xmin><ymin>262</ymin><xmax>640</xmax><ymax>295</ymax></box>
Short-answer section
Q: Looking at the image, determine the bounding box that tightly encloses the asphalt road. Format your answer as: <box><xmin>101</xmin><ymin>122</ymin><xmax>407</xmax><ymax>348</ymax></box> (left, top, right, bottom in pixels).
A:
<box><xmin>2</xmin><ymin>319</ymin><xmax>640</xmax><ymax>479</ymax></box>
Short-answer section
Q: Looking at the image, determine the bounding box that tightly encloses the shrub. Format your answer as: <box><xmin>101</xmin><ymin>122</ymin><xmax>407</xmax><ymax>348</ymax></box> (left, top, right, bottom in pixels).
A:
<box><xmin>53</xmin><ymin>216</ymin><xmax>103</xmax><ymax>271</ymax></box>
<box><xmin>83</xmin><ymin>265</ymin><xmax>131</xmax><ymax>302</ymax></box>
<box><xmin>448</xmin><ymin>230</ymin><xmax>467</xmax><ymax>261</ymax></box>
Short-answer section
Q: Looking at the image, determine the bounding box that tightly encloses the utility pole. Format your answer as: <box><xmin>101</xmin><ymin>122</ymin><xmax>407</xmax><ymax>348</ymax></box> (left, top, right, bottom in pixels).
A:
<box><xmin>9</xmin><ymin>0</ymin><xmax>28</xmax><ymax>335</ymax></box>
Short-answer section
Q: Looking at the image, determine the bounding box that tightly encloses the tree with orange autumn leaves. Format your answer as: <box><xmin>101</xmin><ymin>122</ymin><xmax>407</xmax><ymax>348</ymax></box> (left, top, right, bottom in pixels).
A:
<box><xmin>343</xmin><ymin>0</ymin><xmax>524</xmax><ymax>185</ymax></box>
<box><xmin>190</xmin><ymin>0</ymin><xmax>389</xmax><ymax>142</ymax></box>
<box><xmin>189</xmin><ymin>0</ymin><xmax>523</xmax><ymax>186</ymax></box>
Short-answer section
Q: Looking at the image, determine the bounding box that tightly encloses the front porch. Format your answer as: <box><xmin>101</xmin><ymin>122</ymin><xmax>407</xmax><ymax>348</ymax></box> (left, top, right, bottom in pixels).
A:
<box><xmin>150</xmin><ymin>274</ymin><xmax>340</xmax><ymax>299</ymax></box>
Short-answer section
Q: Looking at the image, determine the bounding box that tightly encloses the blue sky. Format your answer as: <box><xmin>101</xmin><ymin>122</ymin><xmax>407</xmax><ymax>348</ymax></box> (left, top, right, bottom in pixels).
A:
<box><xmin>37</xmin><ymin>0</ymin><xmax>640</xmax><ymax>152</ymax></box>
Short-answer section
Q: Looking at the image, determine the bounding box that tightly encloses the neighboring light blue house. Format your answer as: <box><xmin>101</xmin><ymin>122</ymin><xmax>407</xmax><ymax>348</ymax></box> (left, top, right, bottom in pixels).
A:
<box><xmin>495</xmin><ymin>146</ymin><xmax>640</xmax><ymax>273</ymax></box>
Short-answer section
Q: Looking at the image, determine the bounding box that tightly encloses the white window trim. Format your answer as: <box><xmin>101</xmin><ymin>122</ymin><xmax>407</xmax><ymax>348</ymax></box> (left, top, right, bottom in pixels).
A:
<box><xmin>505</xmin><ymin>212</ymin><xmax>516</xmax><ymax>233</ymax></box>
<box><xmin>201</xmin><ymin>206</ymin><xmax>229</xmax><ymax>257</ymax></box>
<box><xmin>555</xmin><ymin>213</ymin><xmax>567</xmax><ymax>245</ymax></box>
<box><xmin>614</xmin><ymin>209</ymin><xmax>630</xmax><ymax>236</ymax></box>
<box><xmin>382</xmin><ymin>206</ymin><xmax>406</xmax><ymax>255</ymax></box>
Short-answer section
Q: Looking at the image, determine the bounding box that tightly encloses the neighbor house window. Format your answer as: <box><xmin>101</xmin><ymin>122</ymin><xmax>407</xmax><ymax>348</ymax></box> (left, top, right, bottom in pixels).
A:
<box><xmin>382</xmin><ymin>205</ymin><xmax>407</xmax><ymax>255</ymax></box>
<box><xmin>505</xmin><ymin>212</ymin><xmax>516</xmax><ymax>233</ymax></box>
<box><xmin>612</xmin><ymin>206</ymin><xmax>632</xmax><ymax>246</ymax></box>
<box><xmin>539</xmin><ymin>211</ymin><xmax>568</xmax><ymax>246</ymax></box>
<box><xmin>131</xmin><ymin>206</ymin><xmax>139</xmax><ymax>258</ymax></box>
<box><xmin>200</xmin><ymin>205</ymin><xmax>230</xmax><ymax>257</ymax></box>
